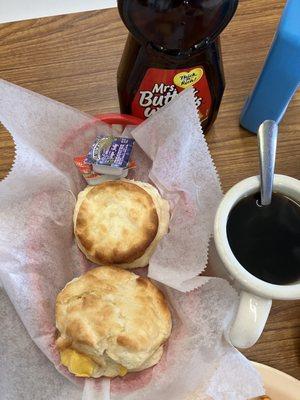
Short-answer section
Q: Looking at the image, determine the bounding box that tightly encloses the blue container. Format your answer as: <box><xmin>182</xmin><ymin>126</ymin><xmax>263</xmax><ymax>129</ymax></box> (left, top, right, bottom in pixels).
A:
<box><xmin>240</xmin><ymin>0</ymin><xmax>300</xmax><ymax>133</ymax></box>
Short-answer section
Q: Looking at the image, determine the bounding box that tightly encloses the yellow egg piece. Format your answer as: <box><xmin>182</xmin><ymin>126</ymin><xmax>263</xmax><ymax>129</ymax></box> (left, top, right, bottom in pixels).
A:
<box><xmin>118</xmin><ymin>365</ymin><xmax>128</xmax><ymax>377</ymax></box>
<box><xmin>60</xmin><ymin>348</ymin><xmax>97</xmax><ymax>377</ymax></box>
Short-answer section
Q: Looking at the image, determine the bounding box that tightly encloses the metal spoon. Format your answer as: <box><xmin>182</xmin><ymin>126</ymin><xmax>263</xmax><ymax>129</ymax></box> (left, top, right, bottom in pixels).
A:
<box><xmin>257</xmin><ymin>120</ymin><xmax>278</xmax><ymax>206</ymax></box>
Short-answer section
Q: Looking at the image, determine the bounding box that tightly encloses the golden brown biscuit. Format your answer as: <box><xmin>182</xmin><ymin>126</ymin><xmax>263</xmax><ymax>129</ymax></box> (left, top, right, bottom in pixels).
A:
<box><xmin>74</xmin><ymin>180</ymin><xmax>169</xmax><ymax>269</ymax></box>
<box><xmin>56</xmin><ymin>266</ymin><xmax>172</xmax><ymax>378</ymax></box>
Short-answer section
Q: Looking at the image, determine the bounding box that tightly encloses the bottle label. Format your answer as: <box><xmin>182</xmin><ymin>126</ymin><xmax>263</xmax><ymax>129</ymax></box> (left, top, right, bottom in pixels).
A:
<box><xmin>131</xmin><ymin>66</ymin><xmax>212</xmax><ymax>120</ymax></box>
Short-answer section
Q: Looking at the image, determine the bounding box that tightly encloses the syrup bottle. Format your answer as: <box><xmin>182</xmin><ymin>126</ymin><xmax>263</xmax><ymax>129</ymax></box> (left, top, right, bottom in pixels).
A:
<box><xmin>117</xmin><ymin>0</ymin><xmax>238</xmax><ymax>133</ymax></box>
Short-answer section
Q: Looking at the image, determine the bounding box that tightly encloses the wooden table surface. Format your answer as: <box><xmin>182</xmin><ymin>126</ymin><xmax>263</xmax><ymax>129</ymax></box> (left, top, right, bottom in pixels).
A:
<box><xmin>0</xmin><ymin>0</ymin><xmax>299</xmax><ymax>381</ymax></box>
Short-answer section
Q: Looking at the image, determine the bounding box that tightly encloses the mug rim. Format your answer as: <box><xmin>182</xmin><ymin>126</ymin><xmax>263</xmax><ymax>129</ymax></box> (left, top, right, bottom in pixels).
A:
<box><xmin>214</xmin><ymin>174</ymin><xmax>300</xmax><ymax>300</ymax></box>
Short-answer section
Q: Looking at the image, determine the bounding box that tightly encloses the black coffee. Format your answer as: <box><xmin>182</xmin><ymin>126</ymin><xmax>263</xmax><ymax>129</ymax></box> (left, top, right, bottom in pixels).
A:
<box><xmin>227</xmin><ymin>192</ymin><xmax>300</xmax><ymax>285</ymax></box>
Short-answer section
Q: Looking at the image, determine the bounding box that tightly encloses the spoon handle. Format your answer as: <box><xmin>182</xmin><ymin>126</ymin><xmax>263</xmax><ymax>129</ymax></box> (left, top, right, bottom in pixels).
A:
<box><xmin>258</xmin><ymin>120</ymin><xmax>278</xmax><ymax>206</ymax></box>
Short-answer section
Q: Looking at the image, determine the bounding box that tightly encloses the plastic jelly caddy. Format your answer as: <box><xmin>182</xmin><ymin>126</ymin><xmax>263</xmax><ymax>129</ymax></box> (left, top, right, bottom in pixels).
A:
<box><xmin>240</xmin><ymin>0</ymin><xmax>300</xmax><ymax>134</ymax></box>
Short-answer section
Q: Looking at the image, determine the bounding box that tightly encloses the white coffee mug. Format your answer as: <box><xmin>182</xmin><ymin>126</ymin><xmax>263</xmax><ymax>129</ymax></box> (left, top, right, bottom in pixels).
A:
<box><xmin>214</xmin><ymin>174</ymin><xmax>300</xmax><ymax>349</ymax></box>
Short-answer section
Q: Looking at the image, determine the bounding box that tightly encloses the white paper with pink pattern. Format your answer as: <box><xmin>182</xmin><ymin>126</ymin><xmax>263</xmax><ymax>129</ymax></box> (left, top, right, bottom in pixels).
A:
<box><xmin>0</xmin><ymin>80</ymin><xmax>263</xmax><ymax>400</ymax></box>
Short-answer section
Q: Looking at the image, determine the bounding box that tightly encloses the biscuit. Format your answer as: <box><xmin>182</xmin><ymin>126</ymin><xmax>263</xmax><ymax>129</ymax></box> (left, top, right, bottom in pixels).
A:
<box><xmin>74</xmin><ymin>180</ymin><xmax>169</xmax><ymax>269</ymax></box>
<box><xmin>56</xmin><ymin>266</ymin><xmax>172</xmax><ymax>378</ymax></box>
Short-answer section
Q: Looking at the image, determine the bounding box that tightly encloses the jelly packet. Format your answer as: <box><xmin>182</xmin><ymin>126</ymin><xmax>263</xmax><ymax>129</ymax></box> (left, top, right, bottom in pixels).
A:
<box><xmin>73</xmin><ymin>156</ymin><xmax>120</xmax><ymax>185</ymax></box>
<box><xmin>85</xmin><ymin>135</ymin><xmax>135</xmax><ymax>176</ymax></box>
<box><xmin>73</xmin><ymin>156</ymin><xmax>136</xmax><ymax>186</ymax></box>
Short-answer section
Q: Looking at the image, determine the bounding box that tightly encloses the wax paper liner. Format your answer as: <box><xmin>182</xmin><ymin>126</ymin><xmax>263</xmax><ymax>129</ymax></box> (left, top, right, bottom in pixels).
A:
<box><xmin>126</xmin><ymin>89</ymin><xmax>222</xmax><ymax>291</ymax></box>
<box><xmin>0</xmin><ymin>80</ymin><xmax>263</xmax><ymax>400</ymax></box>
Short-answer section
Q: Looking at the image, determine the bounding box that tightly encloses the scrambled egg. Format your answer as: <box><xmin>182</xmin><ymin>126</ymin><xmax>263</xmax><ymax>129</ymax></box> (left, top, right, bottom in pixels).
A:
<box><xmin>60</xmin><ymin>348</ymin><xmax>98</xmax><ymax>377</ymax></box>
<box><xmin>118</xmin><ymin>365</ymin><xmax>128</xmax><ymax>377</ymax></box>
<box><xmin>60</xmin><ymin>348</ymin><xmax>128</xmax><ymax>378</ymax></box>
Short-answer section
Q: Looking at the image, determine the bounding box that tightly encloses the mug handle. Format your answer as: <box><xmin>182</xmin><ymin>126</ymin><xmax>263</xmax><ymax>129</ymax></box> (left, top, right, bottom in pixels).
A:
<box><xmin>229</xmin><ymin>291</ymin><xmax>272</xmax><ymax>348</ymax></box>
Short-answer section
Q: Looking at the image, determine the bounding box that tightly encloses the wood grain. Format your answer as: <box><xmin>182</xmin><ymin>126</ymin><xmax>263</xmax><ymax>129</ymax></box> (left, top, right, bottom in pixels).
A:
<box><xmin>0</xmin><ymin>0</ymin><xmax>299</xmax><ymax>380</ymax></box>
